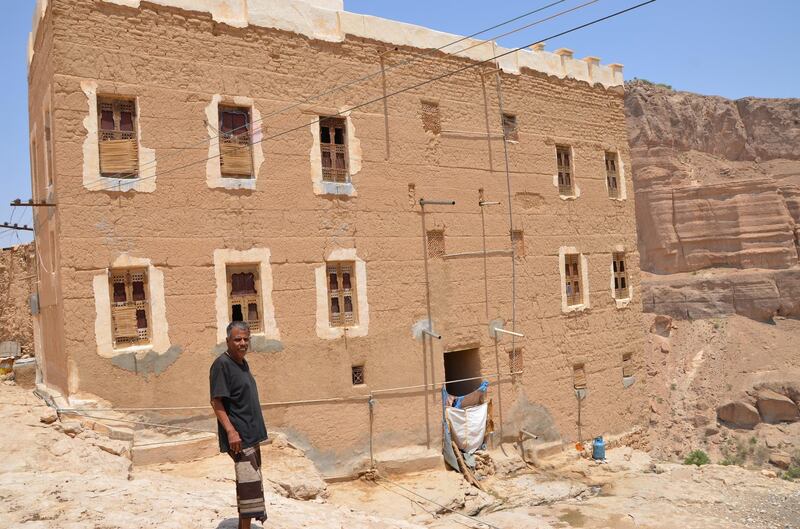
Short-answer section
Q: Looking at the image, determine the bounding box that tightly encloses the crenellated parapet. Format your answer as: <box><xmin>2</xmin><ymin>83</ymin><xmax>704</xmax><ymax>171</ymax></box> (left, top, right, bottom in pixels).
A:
<box><xmin>29</xmin><ymin>0</ymin><xmax>624</xmax><ymax>88</ymax></box>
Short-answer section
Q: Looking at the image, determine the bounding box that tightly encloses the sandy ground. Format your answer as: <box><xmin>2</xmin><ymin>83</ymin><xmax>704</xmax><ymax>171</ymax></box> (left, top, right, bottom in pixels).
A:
<box><xmin>1</xmin><ymin>381</ymin><xmax>798</xmax><ymax>529</ymax></box>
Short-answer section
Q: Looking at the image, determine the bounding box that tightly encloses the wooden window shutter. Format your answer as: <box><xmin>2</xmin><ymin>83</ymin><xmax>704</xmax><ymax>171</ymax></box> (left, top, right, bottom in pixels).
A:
<box><xmin>573</xmin><ymin>364</ymin><xmax>587</xmax><ymax>390</ymax></box>
<box><xmin>98</xmin><ymin>98</ymin><xmax>139</xmax><ymax>178</ymax></box>
<box><xmin>421</xmin><ymin>101</ymin><xmax>441</xmax><ymax>134</ymax></box>
<box><xmin>612</xmin><ymin>251</ymin><xmax>629</xmax><ymax>299</ymax></box>
<box><xmin>502</xmin><ymin>113</ymin><xmax>518</xmax><ymax>142</ymax></box>
<box><xmin>605</xmin><ymin>152</ymin><xmax>619</xmax><ymax>198</ymax></box>
<box><xmin>564</xmin><ymin>254</ymin><xmax>583</xmax><ymax>306</ymax></box>
<box><xmin>509</xmin><ymin>348</ymin><xmax>523</xmax><ymax>374</ymax></box>
<box><xmin>556</xmin><ymin>146</ymin><xmax>573</xmax><ymax>195</ymax></box>
<box><xmin>227</xmin><ymin>265</ymin><xmax>263</xmax><ymax>333</ymax></box>
<box><xmin>427</xmin><ymin>230</ymin><xmax>445</xmax><ymax>259</ymax></box>
<box><xmin>351</xmin><ymin>365</ymin><xmax>365</xmax><ymax>385</ymax></box>
<box><xmin>327</xmin><ymin>261</ymin><xmax>357</xmax><ymax>327</ymax></box>
<box><xmin>320</xmin><ymin>117</ymin><xmax>349</xmax><ymax>183</ymax></box>
<box><xmin>219</xmin><ymin>106</ymin><xmax>254</xmax><ymax>178</ymax></box>
<box><xmin>109</xmin><ymin>268</ymin><xmax>150</xmax><ymax>348</ymax></box>
<box><xmin>622</xmin><ymin>353</ymin><xmax>633</xmax><ymax>378</ymax></box>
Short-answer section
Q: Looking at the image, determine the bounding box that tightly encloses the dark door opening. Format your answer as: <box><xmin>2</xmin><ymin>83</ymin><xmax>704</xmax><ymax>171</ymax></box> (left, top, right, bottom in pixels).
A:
<box><xmin>443</xmin><ymin>348</ymin><xmax>482</xmax><ymax>397</ymax></box>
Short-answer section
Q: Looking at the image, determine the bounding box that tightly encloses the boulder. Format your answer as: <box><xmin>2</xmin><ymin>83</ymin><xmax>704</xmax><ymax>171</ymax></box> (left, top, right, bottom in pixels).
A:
<box><xmin>756</xmin><ymin>390</ymin><xmax>800</xmax><ymax>424</ymax></box>
<box><xmin>769</xmin><ymin>451</ymin><xmax>792</xmax><ymax>470</ymax></box>
<box><xmin>60</xmin><ymin>421</ymin><xmax>83</xmax><ymax>437</ymax></box>
<box><xmin>717</xmin><ymin>401</ymin><xmax>760</xmax><ymax>429</ymax></box>
<box><xmin>40</xmin><ymin>408</ymin><xmax>59</xmax><ymax>424</ymax></box>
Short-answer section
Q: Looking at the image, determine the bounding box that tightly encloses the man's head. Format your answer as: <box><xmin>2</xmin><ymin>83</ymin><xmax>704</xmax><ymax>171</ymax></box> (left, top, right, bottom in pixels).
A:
<box><xmin>226</xmin><ymin>321</ymin><xmax>251</xmax><ymax>361</ymax></box>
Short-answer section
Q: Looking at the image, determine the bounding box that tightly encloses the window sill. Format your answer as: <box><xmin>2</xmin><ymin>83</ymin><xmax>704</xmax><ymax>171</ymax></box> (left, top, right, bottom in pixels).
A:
<box><xmin>563</xmin><ymin>303</ymin><xmax>589</xmax><ymax>314</ymax></box>
<box><xmin>110</xmin><ymin>344</ymin><xmax>153</xmax><ymax>356</ymax></box>
<box><xmin>614</xmin><ymin>297</ymin><xmax>632</xmax><ymax>309</ymax></box>
<box><xmin>98</xmin><ymin>177</ymin><xmax>147</xmax><ymax>193</ymax></box>
<box><xmin>316</xmin><ymin>181</ymin><xmax>356</xmax><ymax>197</ymax></box>
<box><xmin>623</xmin><ymin>375</ymin><xmax>636</xmax><ymax>388</ymax></box>
<box><xmin>212</xmin><ymin>176</ymin><xmax>257</xmax><ymax>190</ymax></box>
<box><xmin>558</xmin><ymin>193</ymin><xmax>578</xmax><ymax>201</ymax></box>
<box><xmin>608</xmin><ymin>196</ymin><xmax>627</xmax><ymax>202</ymax></box>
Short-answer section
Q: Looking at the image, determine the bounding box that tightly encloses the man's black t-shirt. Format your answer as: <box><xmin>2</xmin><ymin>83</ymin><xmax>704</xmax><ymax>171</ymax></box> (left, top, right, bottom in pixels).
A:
<box><xmin>209</xmin><ymin>352</ymin><xmax>268</xmax><ymax>453</ymax></box>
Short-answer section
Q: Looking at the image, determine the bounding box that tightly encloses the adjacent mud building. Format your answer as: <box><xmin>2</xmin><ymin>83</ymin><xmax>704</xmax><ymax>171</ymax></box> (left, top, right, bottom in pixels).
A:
<box><xmin>28</xmin><ymin>0</ymin><xmax>646</xmax><ymax>474</ymax></box>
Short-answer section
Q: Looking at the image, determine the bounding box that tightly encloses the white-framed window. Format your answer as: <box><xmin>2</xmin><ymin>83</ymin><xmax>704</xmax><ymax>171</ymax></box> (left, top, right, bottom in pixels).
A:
<box><xmin>326</xmin><ymin>261</ymin><xmax>358</xmax><ymax>327</ymax></box>
<box><xmin>109</xmin><ymin>268</ymin><xmax>150</xmax><ymax>349</ymax></box>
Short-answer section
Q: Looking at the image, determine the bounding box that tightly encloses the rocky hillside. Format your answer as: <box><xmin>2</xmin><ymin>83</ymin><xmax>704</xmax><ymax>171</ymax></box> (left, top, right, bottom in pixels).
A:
<box><xmin>626</xmin><ymin>81</ymin><xmax>800</xmax><ymax>321</ymax></box>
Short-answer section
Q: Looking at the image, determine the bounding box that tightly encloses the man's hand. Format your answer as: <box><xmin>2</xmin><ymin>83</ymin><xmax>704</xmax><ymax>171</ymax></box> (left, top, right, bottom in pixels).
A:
<box><xmin>227</xmin><ymin>429</ymin><xmax>242</xmax><ymax>454</ymax></box>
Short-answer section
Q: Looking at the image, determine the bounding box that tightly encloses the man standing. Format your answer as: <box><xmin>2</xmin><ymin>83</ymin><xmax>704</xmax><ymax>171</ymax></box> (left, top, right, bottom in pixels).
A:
<box><xmin>210</xmin><ymin>321</ymin><xmax>268</xmax><ymax>527</ymax></box>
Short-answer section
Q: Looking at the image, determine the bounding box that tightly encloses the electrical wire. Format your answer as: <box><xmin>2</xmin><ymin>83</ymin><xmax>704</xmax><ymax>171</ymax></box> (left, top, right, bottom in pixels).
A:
<box><xmin>377</xmin><ymin>475</ymin><xmax>502</xmax><ymax>529</ymax></box>
<box><xmin>68</xmin><ymin>1</ymin><xmax>654</xmax><ymax>197</ymax></box>
<box><xmin>78</xmin><ymin>0</ymin><xmax>572</xmax><ymax>185</ymax></box>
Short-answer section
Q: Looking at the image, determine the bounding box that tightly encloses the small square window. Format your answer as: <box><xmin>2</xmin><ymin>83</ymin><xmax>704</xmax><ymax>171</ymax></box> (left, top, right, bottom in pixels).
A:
<box><xmin>511</xmin><ymin>230</ymin><xmax>524</xmax><ymax>258</ymax></box>
<box><xmin>556</xmin><ymin>146</ymin><xmax>574</xmax><ymax>196</ymax></box>
<box><xmin>421</xmin><ymin>101</ymin><xmax>441</xmax><ymax>134</ymax></box>
<box><xmin>327</xmin><ymin>261</ymin><xmax>358</xmax><ymax>327</ymax></box>
<box><xmin>605</xmin><ymin>152</ymin><xmax>620</xmax><ymax>198</ymax></box>
<box><xmin>219</xmin><ymin>105</ymin><xmax>253</xmax><ymax>178</ymax></box>
<box><xmin>352</xmin><ymin>365</ymin><xmax>365</xmax><ymax>386</ymax></box>
<box><xmin>502</xmin><ymin>113</ymin><xmax>518</xmax><ymax>142</ymax></box>
<box><xmin>98</xmin><ymin>97</ymin><xmax>138</xmax><ymax>178</ymax></box>
<box><xmin>109</xmin><ymin>268</ymin><xmax>150</xmax><ymax>348</ymax></box>
<box><xmin>320</xmin><ymin>117</ymin><xmax>349</xmax><ymax>183</ymax></box>
<box><xmin>573</xmin><ymin>364</ymin><xmax>587</xmax><ymax>390</ymax></box>
<box><xmin>564</xmin><ymin>253</ymin><xmax>583</xmax><ymax>306</ymax></box>
<box><xmin>427</xmin><ymin>230</ymin><xmax>445</xmax><ymax>259</ymax></box>
<box><xmin>622</xmin><ymin>353</ymin><xmax>633</xmax><ymax>378</ymax></box>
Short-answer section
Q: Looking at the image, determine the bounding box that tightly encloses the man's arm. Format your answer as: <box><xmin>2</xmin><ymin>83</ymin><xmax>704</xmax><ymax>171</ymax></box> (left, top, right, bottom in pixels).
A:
<box><xmin>211</xmin><ymin>397</ymin><xmax>242</xmax><ymax>453</ymax></box>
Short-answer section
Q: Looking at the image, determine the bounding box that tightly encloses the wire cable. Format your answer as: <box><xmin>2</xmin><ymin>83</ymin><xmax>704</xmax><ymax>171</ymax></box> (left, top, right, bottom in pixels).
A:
<box><xmin>78</xmin><ymin>0</ymin><xmax>572</xmax><ymax>185</ymax></box>
<box><xmin>69</xmin><ymin>1</ymin><xmax>655</xmax><ymax>197</ymax></box>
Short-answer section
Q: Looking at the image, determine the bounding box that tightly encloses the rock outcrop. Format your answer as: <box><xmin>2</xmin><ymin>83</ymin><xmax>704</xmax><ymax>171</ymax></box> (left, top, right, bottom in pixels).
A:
<box><xmin>626</xmin><ymin>80</ymin><xmax>800</xmax><ymax>321</ymax></box>
<box><xmin>756</xmin><ymin>390</ymin><xmax>800</xmax><ymax>424</ymax></box>
<box><xmin>717</xmin><ymin>401</ymin><xmax>761</xmax><ymax>429</ymax></box>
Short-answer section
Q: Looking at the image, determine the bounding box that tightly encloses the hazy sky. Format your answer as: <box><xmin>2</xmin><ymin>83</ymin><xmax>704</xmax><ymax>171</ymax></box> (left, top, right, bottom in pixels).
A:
<box><xmin>2</xmin><ymin>0</ymin><xmax>797</xmax><ymax>245</ymax></box>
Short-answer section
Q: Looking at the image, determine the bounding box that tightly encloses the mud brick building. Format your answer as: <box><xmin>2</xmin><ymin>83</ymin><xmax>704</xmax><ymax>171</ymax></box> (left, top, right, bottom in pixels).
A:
<box><xmin>28</xmin><ymin>0</ymin><xmax>646</xmax><ymax>474</ymax></box>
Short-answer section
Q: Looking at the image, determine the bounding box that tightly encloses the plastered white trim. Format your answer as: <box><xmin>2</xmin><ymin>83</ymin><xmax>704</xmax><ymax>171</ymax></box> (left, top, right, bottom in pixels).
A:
<box><xmin>81</xmin><ymin>82</ymin><xmax>157</xmax><ymax>193</ymax></box>
<box><xmin>553</xmin><ymin>145</ymin><xmax>580</xmax><ymax>200</ymax></box>
<box><xmin>93</xmin><ymin>255</ymin><xmax>171</xmax><ymax>359</ymax></box>
<box><xmin>64</xmin><ymin>1</ymin><xmax>624</xmax><ymax>88</ymax></box>
<box><xmin>315</xmin><ymin>248</ymin><xmax>369</xmax><ymax>340</ymax></box>
<box><xmin>610</xmin><ymin>244</ymin><xmax>633</xmax><ymax>309</ymax></box>
<box><xmin>309</xmin><ymin>111</ymin><xmax>362</xmax><ymax>196</ymax></box>
<box><xmin>214</xmin><ymin>248</ymin><xmax>280</xmax><ymax>343</ymax></box>
<box><xmin>558</xmin><ymin>247</ymin><xmax>590</xmax><ymax>314</ymax></box>
<box><xmin>205</xmin><ymin>95</ymin><xmax>265</xmax><ymax>190</ymax></box>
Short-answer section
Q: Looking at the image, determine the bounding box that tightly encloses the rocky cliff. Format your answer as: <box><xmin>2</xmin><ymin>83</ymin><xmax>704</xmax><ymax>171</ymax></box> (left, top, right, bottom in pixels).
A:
<box><xmin>626</xmin><ymin>81</ymin><xmax>800</xmax><ymax>320</ymax></box>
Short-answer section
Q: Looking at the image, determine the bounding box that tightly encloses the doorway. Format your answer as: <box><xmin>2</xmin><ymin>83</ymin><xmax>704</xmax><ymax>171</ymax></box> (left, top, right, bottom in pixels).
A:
<box><xmin>443</xmin><ymin>348</ymin><xmax>482</xmax><ymax>396</ymax></box>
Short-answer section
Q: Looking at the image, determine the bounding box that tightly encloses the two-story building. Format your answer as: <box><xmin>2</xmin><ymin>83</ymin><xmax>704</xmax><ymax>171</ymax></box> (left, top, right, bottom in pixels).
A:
<box><xmin>27</xmin><ymin>0</ymin><xmax>646</xmax><ymax>475</ymax></box>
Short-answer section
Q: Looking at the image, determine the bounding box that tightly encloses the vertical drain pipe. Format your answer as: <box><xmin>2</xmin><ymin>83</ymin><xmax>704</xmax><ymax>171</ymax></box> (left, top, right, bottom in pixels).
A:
<box><xmin>419</xmin><ymin>199</ymin><xmax>455</xmax><ymax>449</ymax></box>
<box><xmin>368</xmin><ymin>393</ymin><xmax>376</xmax><ymax>470</ymax></box>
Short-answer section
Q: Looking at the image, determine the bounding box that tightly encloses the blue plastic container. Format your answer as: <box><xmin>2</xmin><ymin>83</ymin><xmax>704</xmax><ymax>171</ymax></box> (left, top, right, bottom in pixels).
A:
<box><xmin>592</xmin><ymin>436</ymin><xmax>606</xmax><ymax>461</ymax></box>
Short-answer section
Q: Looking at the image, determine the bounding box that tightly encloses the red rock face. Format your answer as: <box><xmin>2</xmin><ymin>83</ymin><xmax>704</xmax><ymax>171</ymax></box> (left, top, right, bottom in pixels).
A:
<box><xmin>626</xmin><ymin>81</ymin><xmax>800</xmax><ymax>321</ymax></box>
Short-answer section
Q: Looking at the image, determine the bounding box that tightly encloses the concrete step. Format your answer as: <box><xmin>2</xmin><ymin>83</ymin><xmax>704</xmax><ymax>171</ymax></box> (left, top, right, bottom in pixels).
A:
<box><xmin>374</xmin><ymin>445</ymin><xmax>443</xmax><ymax>475</ymax></box>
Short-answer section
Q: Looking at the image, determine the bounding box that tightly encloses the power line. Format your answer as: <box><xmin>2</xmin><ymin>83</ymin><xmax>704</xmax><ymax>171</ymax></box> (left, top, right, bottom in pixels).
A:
<box><xmin>68</xmin><ymin>1</ymin><xmax>655</xmax><ymax>198</ymax></box>
<box><xmin>80</xmin><ymin>0</ymin><xmax>572</xmax><ymax>185</ymax></box>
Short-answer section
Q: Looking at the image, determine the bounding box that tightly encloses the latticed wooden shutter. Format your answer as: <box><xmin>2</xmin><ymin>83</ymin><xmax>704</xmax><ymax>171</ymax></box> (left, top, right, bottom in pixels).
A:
<box><xmin>605</xmin><ymin>152</ymin><xmax>619</xmax><ymax>198</ymax></box>
<box><xmin>556</xmin><ymin>146</ymin><xmax>573</xmax><ymax>195</ymax></box>
<box><xmin>109</xmin><ymin>269</ymin><xmax>150</xmax><ymax>348</ymax></box>
<box><xmin>320</xmin><ymin>117</ymin><xmax>349</xmax><ymax>183</ymax></box>
<box><xmin>573</xmin><ymin>364</ymin><xmax>587</xmax><ymax>389</ymax></box>
<box><xmin>427</xmin><ymin>230</ymin><xmax>445</xmax><ymax>258</ymax></box>
<box><xmin>612</xmin><ymin>252</ymin><xmax>629</xmax><ymax>299</ymax></box>
<box><xmin>511</xmin><ymin>230</ymin><xmax>524</xmax><ymax>258</ymax></box>
<box><xmin>327</xmin><ymin>262</ymin><xmax>357</xmax><ymax>327</ymax></box>
<box><xmin>564</xmin><ymin>254</ymin><xmax>582</xmax><ymax>306</ymax></box>
<box><xmin>622</xmin><ymin>354</ymin><xmax>634</xmax><ymax>378</ymax></box>
<box><xmin>227</xmin><ymin>266</ymin><xmax>263</xmax><ymax>333</ymax></box>
<box><xmin>98</xmin><ymin>98</ymin><xmax>139</xmax><ymax>177</ymax></box>
<box><xmin>219</xmin><ymin>106</ymin><xmax>253</xmax><ymax>178</ymax></box>
<box><xmin>421</xmin><ymin>101</ymin><xmax>441</xmax><ymax>134</ymax></box>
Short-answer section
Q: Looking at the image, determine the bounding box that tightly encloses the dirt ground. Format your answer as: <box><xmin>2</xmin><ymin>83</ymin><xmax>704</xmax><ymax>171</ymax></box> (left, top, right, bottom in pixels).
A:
<box><xmin>1</xmin><ymin>381</ymin><xmax>798</xmax><ymax>529</ymax></box>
